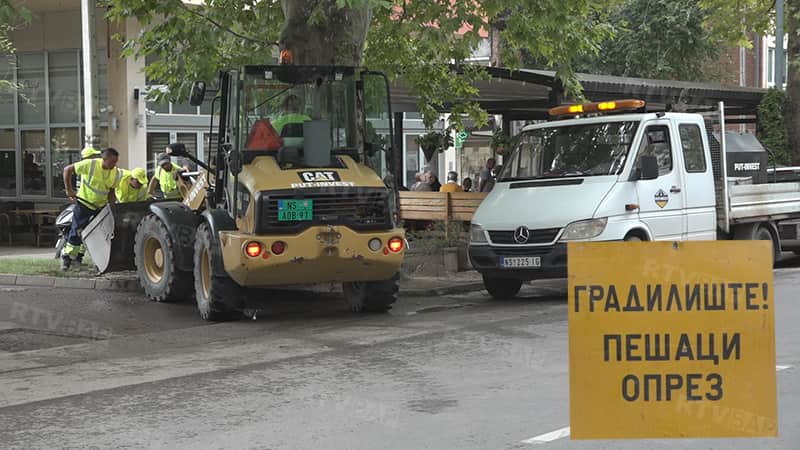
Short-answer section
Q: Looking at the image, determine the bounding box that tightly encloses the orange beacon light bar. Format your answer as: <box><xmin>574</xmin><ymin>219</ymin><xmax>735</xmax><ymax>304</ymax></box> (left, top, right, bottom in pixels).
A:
<box><xmin>548</xmin><ymin>99</ymin><xmax>646</xmax><ymax>117</ymax></box>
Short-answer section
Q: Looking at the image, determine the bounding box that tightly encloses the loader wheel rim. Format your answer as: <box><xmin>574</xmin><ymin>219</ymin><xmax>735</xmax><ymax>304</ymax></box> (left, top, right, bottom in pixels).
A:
<box><xmin>200</xmin><ymin>247</ymin><xmax>211</xmax><ymax>299</ymax></box>
<box><xmin>143</xmin><ymin>237</ymin><xmax>165</xmax><ymax>284</ymax></box>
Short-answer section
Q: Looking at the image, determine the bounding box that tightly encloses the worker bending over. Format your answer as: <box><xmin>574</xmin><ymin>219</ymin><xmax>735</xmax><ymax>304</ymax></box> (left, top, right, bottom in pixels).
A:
<box><xmin>148</xmin><ymin>152</ymin><xmax>186</xmax><ymax>200</ymax></box>
<box><xmin>116</xmin><ymin>168</ymin><xmax>149</xmax><ymax>203</ymax></box>
<box><xmin>62</xmin><ymin>148</ymin><xmax>122</xmax><ymax>270</ymax></box>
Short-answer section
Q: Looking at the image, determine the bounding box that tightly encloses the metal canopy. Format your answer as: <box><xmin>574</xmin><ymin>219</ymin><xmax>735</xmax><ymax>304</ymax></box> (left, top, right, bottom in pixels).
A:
<box><xmin>390</xmin><ymin>66</ymin><xmax>767</xmax><ymax>121</ymax></box>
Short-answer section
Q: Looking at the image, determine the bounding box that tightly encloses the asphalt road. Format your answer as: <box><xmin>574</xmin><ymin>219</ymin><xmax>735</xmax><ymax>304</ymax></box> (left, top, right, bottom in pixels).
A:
<box><xmin>0</xmin><ymin>265</ymin><xmax>797</xmax><ymax>449</ymax></box>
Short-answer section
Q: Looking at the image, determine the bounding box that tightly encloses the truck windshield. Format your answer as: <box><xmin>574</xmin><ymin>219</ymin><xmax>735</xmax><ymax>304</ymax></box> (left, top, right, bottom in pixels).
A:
<box><xmin>499</xmin><ymin>121</ymin><xmax>640</xmax><ymax>181</ymax></box>
<box><xmin>241</xmin><ymin>69</ymin><xmax>357</xmax><ymax>152</ymax></box>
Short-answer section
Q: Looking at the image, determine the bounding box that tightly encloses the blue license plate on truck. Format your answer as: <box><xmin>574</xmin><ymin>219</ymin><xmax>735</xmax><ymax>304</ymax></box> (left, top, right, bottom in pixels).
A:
<box><xmin>500</xmin><ymin>256</ymin><xmax>541</xmax><ymax>268</ymax></box>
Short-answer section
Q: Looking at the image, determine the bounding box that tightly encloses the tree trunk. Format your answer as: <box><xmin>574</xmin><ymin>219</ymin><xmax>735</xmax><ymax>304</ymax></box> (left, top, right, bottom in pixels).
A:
<box><xmin>786</xmin><ymin>3</ymin><xmax>800</xmax><ymax>164</ymax></box>
<box><xmin>280</xmin><ymin>0</ymin><xmax>372</xmax><ymax>66</ymax></box>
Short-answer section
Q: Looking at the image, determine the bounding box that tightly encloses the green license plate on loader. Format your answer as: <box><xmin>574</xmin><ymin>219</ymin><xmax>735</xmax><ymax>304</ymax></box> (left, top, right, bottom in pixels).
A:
<box><xmin>278</xmin><ymin>199</ymin><xmax>313</xmax><ymax>221</ymax></box>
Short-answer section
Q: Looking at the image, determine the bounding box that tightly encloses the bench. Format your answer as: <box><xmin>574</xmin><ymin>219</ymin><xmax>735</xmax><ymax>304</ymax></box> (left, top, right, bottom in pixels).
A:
<box><xmin>398</xmin><ymin>191</ymin><xmax>487</xmax><ymax>236</ymax></box>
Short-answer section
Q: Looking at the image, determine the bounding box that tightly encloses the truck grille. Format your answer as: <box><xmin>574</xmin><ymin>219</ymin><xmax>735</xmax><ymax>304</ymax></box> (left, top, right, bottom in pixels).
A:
<box><xmin>488</xmin><ymin>228</ymin><xmax>560</xmax><ymax>245</ymax></box>
<box><xmin>255</xmin><ymin>187</ymin><xmax>392</xmax><ymax>233</ymax></box>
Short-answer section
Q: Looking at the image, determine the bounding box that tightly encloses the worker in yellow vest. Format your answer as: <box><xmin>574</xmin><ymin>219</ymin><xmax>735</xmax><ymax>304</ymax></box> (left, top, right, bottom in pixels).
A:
<box><xmin>148</xmin><ymin>152</ymin><xmax>186</xmax><ymax>200</ymax></box>
<box><xmin>116</xmin><ymin>168</ymin><xmax>149</xmax><ymax>203</ymax></box>
<box><xmin>61</xmin><ymin>148</ymin><xmax>122</xmax><ymax>270</ymax></box>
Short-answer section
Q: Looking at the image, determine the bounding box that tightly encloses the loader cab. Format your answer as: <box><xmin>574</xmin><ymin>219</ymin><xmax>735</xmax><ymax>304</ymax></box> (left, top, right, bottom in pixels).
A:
<box><xmin>192</xmin><ymin>65</ymin><xmax>395</xmax><ymax>212</ymax></box>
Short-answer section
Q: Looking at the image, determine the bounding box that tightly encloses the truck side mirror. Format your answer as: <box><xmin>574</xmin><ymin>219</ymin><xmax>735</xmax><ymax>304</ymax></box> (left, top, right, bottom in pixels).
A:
<box><xmin>189</xmin><ymin>81</ymin><xmax>206</xmax><ymax>106</ymax></box>
<box><xmin>637</xmin><ymin>155</ymin><xmax>660</xmax><ymax>180</ymax></box>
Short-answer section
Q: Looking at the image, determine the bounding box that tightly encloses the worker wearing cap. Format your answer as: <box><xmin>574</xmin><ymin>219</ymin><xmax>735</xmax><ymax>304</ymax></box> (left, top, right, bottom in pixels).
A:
<box><xmin>71</xmin><ymin>147</ymin><xmax>102</xmax><ymax>191</ymax></box>
<box><xmin>81</xmin><ymin>147</ymin><xmax>101</xmax><ymax>159</ymax></box>
<box><xmin>116</xmin><ymin>168</ymin><xmax>149</xmax><ymax>203</ymax></box>
<box><xmin>148</xmin><ymin>153</ymin><xmax>186</xmax><ymax>200</ymax></box>
<box><xmin>61</xmin><ymin>148</ymin><xmax>122</xmax><ymax>270</ymax></box>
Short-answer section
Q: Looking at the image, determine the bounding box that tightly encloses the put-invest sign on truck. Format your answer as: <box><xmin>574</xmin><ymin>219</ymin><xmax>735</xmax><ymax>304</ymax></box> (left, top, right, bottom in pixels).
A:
<box><xmin>469</xmin><ymin>100</ymin><xmax>800</xmax><ymax>299</ymax></box>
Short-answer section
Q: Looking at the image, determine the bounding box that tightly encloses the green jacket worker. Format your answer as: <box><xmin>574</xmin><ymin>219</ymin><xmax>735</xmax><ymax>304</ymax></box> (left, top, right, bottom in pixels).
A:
<box><xmin>116</xmin><ymin>168</ymin><xmax>149</xmax><ymax>203</ymax></box>
<box><xmin>271</xmin><ymin>94</ymin><xmax>311</xmax><ymax>135</ymax></box>
<box><xmin>148</xmin><ymin>153</ymin><xmax>186</xmax><ymax>200</ymax></box>
<box><xmin>61</xmin><ymin>148</ymin><xmax>122</xmax><ymax>270</ymax></box>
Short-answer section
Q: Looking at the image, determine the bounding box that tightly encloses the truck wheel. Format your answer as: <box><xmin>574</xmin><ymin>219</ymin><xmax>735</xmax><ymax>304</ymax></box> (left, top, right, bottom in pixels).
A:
<box><xmin>483</xmin><ymin>276</ymin><xmax>522</xmax><ymax>300</ymax></box>
<box><xmin>342</xmin><ymin>274</ymin><xmax>399</xmax><ymax>313</ymax></box>
<box><xmin>193</xmin><ymin>223</ymin><xmax>241</xmax><ymax>321</ymax></box>
<box><xmin>134</xmin><ymin>214</ymin><xmax>193</xmax><ymax>302</ymax></box>
<box><xmin>754</xmin><ymin>226</ymin><xmax>779</xmax><ymax>265</ymax></box>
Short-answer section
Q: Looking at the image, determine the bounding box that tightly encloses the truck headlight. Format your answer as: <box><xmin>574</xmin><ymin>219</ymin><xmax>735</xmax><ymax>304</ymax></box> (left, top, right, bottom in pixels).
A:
<box><xmin>470</xmin><ymin>224</ymin><xmax>488</xmax><ymax>244</ymax></box>
<box><xmin>560</xmin><ymin>218</ymin><xmax>608</xmax><ymax>241</ymax></box>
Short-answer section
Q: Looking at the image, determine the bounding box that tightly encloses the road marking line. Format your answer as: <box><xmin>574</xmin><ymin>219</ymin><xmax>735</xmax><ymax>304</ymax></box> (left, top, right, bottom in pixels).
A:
<box><xmin>521</xmin><ymin>426</ymin><xmax>570</xmax><ymax>444</ymax></box>
<box><xmin>776</xmin><ymin>365</ymin><xmax>793</xmax><ymax>372</ymax></box>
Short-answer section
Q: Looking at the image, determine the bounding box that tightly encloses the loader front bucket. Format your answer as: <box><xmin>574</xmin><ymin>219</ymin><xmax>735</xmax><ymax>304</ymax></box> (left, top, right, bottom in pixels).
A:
<box><xmin>81</xmin><ymin>202</ymin><xmax>153</xmax><ymax>274</ymax></box>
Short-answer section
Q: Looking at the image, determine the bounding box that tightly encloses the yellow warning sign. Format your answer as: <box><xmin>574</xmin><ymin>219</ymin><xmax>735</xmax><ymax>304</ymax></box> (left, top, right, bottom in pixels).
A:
<box><xmin>568</xmin><ymin>241</ymin><xmax>777</xmax><ymax>439</ymax></box>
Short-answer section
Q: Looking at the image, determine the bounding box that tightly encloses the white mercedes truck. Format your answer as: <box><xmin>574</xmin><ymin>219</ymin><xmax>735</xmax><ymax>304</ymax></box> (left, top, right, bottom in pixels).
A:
<box><xmin>469</xmin><ymin>100</ymin><xmax>800</xmax><ymax>299</ymax></box>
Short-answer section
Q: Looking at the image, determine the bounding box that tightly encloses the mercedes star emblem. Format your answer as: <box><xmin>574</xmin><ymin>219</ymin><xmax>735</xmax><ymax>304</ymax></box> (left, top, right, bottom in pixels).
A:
<box><xmin>514</xmin><ymin>226</ymin><xmax>530</xmax><ymax>244</ymax></box>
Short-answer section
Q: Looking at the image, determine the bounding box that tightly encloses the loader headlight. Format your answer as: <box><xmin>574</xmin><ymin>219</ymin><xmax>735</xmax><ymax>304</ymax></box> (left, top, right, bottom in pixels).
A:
<box><xmin>559</xmin><ymin>218</ymin><xmax>608</xmax><ymax>241</ymax></box>
<box><xmin>470</xmin><ymin>224</ymin><xmax>488</xmax><ymax>244</ymax></box>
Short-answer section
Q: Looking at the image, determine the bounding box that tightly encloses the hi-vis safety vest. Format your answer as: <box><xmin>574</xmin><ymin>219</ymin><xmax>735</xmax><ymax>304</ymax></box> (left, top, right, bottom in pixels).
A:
<box><xmin>115</xmin><ymin>170</ymin><xmax>148</xmax><ymax>203</ymax></box>
<box><xmin>157</xmin><ymin>163</ymin><xmax>183</xmax><ymax>199</ymax></box>
<box><xmin>74</xmin><ymin>158</ymin><xmax>122</xmax><ymax>209</ymax></box>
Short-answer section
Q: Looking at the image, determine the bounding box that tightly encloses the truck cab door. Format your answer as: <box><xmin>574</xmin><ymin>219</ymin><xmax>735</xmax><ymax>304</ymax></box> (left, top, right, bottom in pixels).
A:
<box><xmin>633</xmin><ymin>121</ymin><xmax>686</xmax><ymax>240</ymax></box>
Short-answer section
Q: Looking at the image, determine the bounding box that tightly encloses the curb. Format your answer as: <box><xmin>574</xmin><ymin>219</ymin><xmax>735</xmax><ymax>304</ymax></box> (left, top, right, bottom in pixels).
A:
<box><xmin>0</xmin><ymin>273</ymin><xmax>142</xmax><ymax>293</ymax></box>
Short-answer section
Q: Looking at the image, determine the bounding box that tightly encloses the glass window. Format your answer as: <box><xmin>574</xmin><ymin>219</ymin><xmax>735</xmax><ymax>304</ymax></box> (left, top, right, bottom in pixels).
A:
<box><xmin>147</xmin><ymin>132</ymin><xmax>171</xmax><ymax>176</ymax></box>
<box><xmin>176</xmin><ymin>132</ymin><xmax>198</xmax><ymax>169</ymax></box>
<box><xmin>171</xmin><ymin>101</ymin><xmax>197</xmax><ymax>115</ymax></box>
<box><xmin>0</xmin><ymin>56</ymin><xmax>14</xmax><ymax>125</ymax></box>
<box><xmin>404</xmin><ymin>112</ymin><xmax>422</xmax><ymax>120</ymax></box>
<box><xmin>18</xmin><ymin>53</ymin><xmax>46</xmax><ymax>124</ymax></box>
<box><xmin>49</xmin><ymin>51</ymin><xmax>80</xmax><ymax>123</ymax></box>
<box><xmin>768</xmin><ymin>48</ymin><xmax>775</xmax><ymax>84</ymax></box>
<box><xmin>679</xmin><ymin>124</ymin><xmax>706</xmax><ymax>173</ymax></box>
<box><xmin>0</xmin><ymin>129</ymin><xmax>15</xmax><ymax>196</ymax></box>
<box><xmin>241</xmin><ymin>67</ymin><xmax>357</xmax><ymax>152</ymax></box>
<box><xmin>51</xmin><ymin>128</ymin><xmax>81</xmax><ymax>198</ymax></box>
<box><xmin>636</xmin><ymin>125</ymin><xmax>672</xmax><ymax>176</ymax></box>
<box><xmin>147</xmin><ymin>97</ymin><xmax>170</xmax><ymax>115</ymax></box>
<box><xmin>204</xmin><ymin>132</ymin><xmax>218</xmax><ymax>167</ymax></box>
<box><xmin>21</xmin><ymin>130</ymin><xmax>46</xmax><ymax>195</ymax></box>
<box><xmin>200</xmin><ymin>95</ymin><xmax>215</xmax><ymax>115</ymax></box>
<box><xmin>405</xmin><ymin>134</ymin><xmax>420</xmax><ymax>187</ymax></box>
<box><xmin>499</xmin><ymin>121</ymin><xmax>640</xmax><ymax>181</ymax></box>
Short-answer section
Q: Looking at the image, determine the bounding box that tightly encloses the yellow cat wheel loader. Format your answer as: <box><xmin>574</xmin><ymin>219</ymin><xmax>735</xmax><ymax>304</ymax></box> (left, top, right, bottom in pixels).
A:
<box><xmin>85</xmin><ymin>64</ymin><xmax>405</xmax><ymax>320</ymax></box>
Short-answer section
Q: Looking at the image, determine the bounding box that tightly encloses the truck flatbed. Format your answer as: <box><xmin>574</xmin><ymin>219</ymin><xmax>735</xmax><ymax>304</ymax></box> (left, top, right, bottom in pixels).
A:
<box><xmin>729</xmin><ymin>181</ymin><xmax>800</xmax><ymax>224</ymax></box>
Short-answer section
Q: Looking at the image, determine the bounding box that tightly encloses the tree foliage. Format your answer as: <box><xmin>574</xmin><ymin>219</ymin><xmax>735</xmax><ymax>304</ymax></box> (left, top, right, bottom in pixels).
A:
<box><xmin>585</xmin><ymin>0</ymin><xmax>721</xmax><ymax>81</ymax></box>
<box><xmin>107</xmin><ymin>0</ymin><xmax>614</xmax><ymax>129</ymax></box>
<box><xmin>757</xmin><ymin>88</ymin><xmax>790</xmax><ymax>165</ymax></box>
<box><xmin>0</xmin><ymin>1</ymin><xmax>31</xmax><ymax>94</ymax></box>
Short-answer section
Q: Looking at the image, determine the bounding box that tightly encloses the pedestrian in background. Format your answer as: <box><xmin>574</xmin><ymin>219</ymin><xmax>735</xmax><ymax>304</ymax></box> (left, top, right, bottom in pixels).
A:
<box><xmin>479</xmin><ymin>158</ymin><xmax>496</xmax><ymax>192</ymax></box>
<box><xmin>462</xmin><ymin>177</ymin><xmax>473</xmax><ymax>192</ymax></box>
<box><xmin>429</xmin><ymin>173</ymin><xmax>442</xmax><ymax>191</ymax></box>
<box><xmin>440</xmin><ymin>171</ymin><xmax>463</xmax><ymax>193</ymax></box>
<box><xmin>411</xmin><ymin>172</ymin><xmax>433</xmax><ymax>191</ymax></box>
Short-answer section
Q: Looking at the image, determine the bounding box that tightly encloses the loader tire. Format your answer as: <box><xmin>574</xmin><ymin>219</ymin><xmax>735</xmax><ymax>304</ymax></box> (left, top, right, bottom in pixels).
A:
<box><xmin>193</xmin><ymin>223</ymin><xmax>242</xmax><ymax>321</ymax></box>
<box><xmin>342</xmin><ymin>274</ymin><xmax>399</xmax><ymax>313</ymax></box>
<box><xmin>134</xmin><ymin>214</ymin><xmax>193</xmax><ymax>302</ymax></box>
